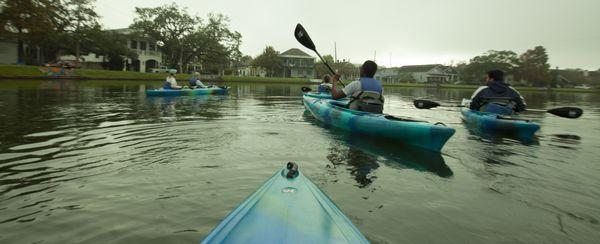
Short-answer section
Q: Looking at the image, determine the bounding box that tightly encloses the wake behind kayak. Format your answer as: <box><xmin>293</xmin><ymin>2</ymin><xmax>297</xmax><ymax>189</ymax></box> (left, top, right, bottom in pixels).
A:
<box><xmin>201</xmin><ymin>162</ymin><xmax>369</xmax><ymax>244</ymax></box>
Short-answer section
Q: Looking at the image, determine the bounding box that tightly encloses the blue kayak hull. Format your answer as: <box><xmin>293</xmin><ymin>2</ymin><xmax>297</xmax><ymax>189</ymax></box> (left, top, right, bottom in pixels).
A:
<box><xmin>145</xmin><ymin>87</ymin><xmax>228</xmax><ymax>96</ymax></box>
<box><xmin>202</xmin><ymin>166</ymin><xmax>368</xmax><ymax>244</ymax></box>
<box><xmin>303</xmin><ymin>95</ymin><xmax>455</xmax><ymax>152</ymax></box>
<box><xmin>460</xmin><ymin>99</ymin><xmax>540</xmax><ymax>138</ymax></box>
<box><xmin>303</xmin><ymin>92</ymin><xmax>332</xmax><ymax>99</ymax></box>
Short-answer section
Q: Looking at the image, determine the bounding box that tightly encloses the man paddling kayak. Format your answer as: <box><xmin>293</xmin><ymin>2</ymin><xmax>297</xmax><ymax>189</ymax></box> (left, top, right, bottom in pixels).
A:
<box><xmin>469</xmin><ymin>70</ymin><xmax>526</xmax><ymax>115</ymax></box>
<box><xmin>331</xmin><ymin>60</ymin><xmax>384</xmax><ymax>113</ymax></box>
<box><xmin>189</xmin><ymin>72</ymin><xmax>209</xmax><ymax>88</ymax></box>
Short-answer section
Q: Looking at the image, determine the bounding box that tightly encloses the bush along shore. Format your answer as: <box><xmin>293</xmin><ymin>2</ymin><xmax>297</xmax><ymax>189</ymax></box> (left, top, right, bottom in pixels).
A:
<box><xmin>1</xmin><ymin>65</ymin><xmax>598</xmax><ymax>93</ymax></box>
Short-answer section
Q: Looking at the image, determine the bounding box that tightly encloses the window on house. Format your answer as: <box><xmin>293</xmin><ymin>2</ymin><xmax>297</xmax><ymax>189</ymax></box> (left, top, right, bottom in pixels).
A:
<box><xmin>149</xmin><ymin>44</ymin><xmax>156</xmax><ymax>51</ymax></box>
<box><xmin>140</xmin><ymin>41</ymin><xmax>147</xmax><ymax>50</ymax></box>
<box><xmin>130</xmin><ymin>40</ymin><xmax>137</xmax><ymax>49</ymax></box>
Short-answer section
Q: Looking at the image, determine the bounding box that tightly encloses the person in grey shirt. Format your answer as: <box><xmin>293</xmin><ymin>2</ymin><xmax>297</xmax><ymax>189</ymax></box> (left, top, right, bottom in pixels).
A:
<box><xmin>331</xmin><ymin>60</ymin><xmax>384</xmax><ymax>113</ymax></box>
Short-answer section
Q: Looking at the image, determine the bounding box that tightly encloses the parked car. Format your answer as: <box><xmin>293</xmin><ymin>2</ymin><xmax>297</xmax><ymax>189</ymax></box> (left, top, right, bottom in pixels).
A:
<box><xmin>150</xmin><ymin>66</ymin><xmax>177</xmax><ymax>73</ymax></box>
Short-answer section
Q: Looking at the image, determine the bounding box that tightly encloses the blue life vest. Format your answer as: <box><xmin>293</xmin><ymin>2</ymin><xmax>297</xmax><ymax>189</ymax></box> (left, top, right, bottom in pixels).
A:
<box><xmin>483</xmin><ymin>103</ymin><xmax>514</xmax><ymax>115</ymax></box>
<box><xmin>189</xmin><ymin>77</ymin><xmax>198</xmax><ymax>86</ymax></box>
<box><xmin>317</xmin><ymin>84</ymin><xmax>331</xmax><ymax>93</ymax></box>
<box><xmin>163</xmin><ymin>81</ymin><xmax>172</xmax><ymax>89</ymax></box>
<box><xmin>359</xmin><ymin>77</ymin><xmax>383</xmax><ymax>94</ymax></box>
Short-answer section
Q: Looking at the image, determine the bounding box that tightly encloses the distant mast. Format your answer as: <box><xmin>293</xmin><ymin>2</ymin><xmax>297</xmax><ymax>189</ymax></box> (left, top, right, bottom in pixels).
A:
<box><xmin>374</xmin><ymin>50</ymin><xmax>377</xmax><ymax>62</ymax></box>
<box><xmin>334</xmin><ymin>42</ymin><xmax>337</xmax><ymax>63</ymax></box>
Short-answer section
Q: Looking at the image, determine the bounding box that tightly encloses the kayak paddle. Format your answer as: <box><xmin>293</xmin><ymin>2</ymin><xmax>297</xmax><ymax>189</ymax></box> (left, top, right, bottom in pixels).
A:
<box><xmin>413</xmin><ymin>99</ymin><xmax>583</xmax><ymax>119</ymax></box>
<box><xmin>301</xmin><ymin>86</ymin><xmax>312</xmax><ymax>93</ymax></box>
<box><xmin>294</xmin><ymin>23</ymin><xmax>345</xmax><ymax>87</ymax></box>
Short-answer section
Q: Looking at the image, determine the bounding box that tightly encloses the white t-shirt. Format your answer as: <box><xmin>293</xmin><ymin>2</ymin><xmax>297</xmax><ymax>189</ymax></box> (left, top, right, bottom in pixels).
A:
<box><xmin>341</xmin><ymin>80</ymin><xmax>384</xmax><ymax>97</ymax></box>
<box><xmin>166</xmin><ymin>76</ymin><xmax>178</xmax><ymax>87</ymax></box>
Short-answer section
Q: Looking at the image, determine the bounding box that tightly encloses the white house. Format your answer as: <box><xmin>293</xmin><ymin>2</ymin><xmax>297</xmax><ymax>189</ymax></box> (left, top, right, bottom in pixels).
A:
<box><xmin>0</xmin><ymin>40</ymin><xmax>18</xmax><ymax>64</ymax></box>
<box><xmin>397</xmin><ymin>64</ymin><xmax>459</xmax><ymax>83</ymax></box>
<box><xmin>279</xmin><ymin>48</ymin><xmax>315</xmax><ymax>78</ymax></box>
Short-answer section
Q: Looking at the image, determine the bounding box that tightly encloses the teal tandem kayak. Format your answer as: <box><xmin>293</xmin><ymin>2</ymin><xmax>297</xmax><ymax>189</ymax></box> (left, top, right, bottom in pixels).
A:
<box><xmin>303</xmin><ymin>95</ymin><xmax>455</xmax><ymax>152</ymax></box>
<box><xmin>460</xmin><ymin>99</ymin><xmax>540</xmax><ymax>138</ymax></box>
<box><xmin>202</xmin><ymin>162</ymin><xmax>369</xmax><ymax>244</ymax></box>
<box><xmin>145</xmin><ymin>87</ymin><xmax>229</xmax><ymax>96</ymax></box>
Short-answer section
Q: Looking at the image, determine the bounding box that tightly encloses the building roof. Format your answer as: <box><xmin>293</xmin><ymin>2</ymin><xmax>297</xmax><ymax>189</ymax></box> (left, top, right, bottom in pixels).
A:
<box><xmin>280</xmin><ymin>48</ymin><xmax>313</xmax><ymax>58</ymax></box>
<box><xmin>398</xmin><ymin>64</ymin><xmax>441</xmax><ymax>72</ymax></box>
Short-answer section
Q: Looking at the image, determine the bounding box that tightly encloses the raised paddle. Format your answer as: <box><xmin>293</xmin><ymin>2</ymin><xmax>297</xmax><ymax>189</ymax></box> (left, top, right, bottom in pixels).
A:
<box><xmin>294</xmin><ymin>23</ymin><xmax>345</xmax><ymax>87</ymax></box>
<box><xmin>412</xmin><ymin>99</ymin><xmax>583</xmax><ymax>119</ymax></box>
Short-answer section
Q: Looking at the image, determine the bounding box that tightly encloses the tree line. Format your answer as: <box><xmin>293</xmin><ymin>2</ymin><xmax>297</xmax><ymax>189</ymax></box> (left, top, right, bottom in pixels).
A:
<box><xmin>0</xmin><ymin>1</ymin><xmax>242</xmax><ymax>73</ymax></box>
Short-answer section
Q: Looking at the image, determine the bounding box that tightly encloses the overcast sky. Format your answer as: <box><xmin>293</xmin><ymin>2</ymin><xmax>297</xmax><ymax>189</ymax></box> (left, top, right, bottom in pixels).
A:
<box><xmin>96</xmin><ymin>0</ymin><xmax>600</xmax><ymax>70</ymax></box>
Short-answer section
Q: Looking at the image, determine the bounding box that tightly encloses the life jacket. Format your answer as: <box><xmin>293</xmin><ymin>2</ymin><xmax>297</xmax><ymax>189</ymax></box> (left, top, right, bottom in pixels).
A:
<box><xmin>189</xmin><ymin>77</ymin><xmax>198</xmax><ymax>87</ymax></box>
<box><xmin>480</xmin><ymin>97</ymin><xmax>516</xmax><ymax>115</ymax></box>
<box><xmin>318</xmin><ymin>83</ymin><xmax>332</xmax><ymax>93</ymax></box>
<box><xmin>163</xmin><ymin>80</ymin><xmax>172</xmax><ymax>89</ymax></box>
<box><xmin>348</xmin><ymin>77</ymin><xmax>384</xmax><ymax>114</ymax></box>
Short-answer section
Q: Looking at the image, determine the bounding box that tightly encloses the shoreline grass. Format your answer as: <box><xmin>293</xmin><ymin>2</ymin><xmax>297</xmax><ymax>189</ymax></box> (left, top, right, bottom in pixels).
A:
<box><xmin>1</xmin><ymin>65</ymin><xmax>598</xmax><ymax>93</ymax></box>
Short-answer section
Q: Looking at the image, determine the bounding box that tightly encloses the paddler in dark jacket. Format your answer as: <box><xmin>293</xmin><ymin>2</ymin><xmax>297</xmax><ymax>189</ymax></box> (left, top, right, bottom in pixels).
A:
<box><xmin>469</xmin><ymin>69</ymin><xmax>526</xmax><ymax>115</ymax></box>
<box><xmin>331</xmin><ymin>60</ymin><xmax>384</xmax><ymax>114</ymax></box>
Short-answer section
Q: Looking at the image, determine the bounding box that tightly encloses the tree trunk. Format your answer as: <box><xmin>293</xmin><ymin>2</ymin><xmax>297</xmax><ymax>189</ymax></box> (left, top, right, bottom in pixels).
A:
<box><xmin>17</xmin><ymin>27</ymin><xmax>24</xmax><ymax>64</ymax></box>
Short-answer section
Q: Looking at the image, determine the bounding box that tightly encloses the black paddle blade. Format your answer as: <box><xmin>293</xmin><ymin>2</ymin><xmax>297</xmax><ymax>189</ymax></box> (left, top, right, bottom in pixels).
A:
<box><xmin>294</xmin><ymin>24</ymin><xmax>316</xmax><ymax>51</ymax></box>
<box><xmin>301</xmin><ymin>86</ymin><xmax>312</xmax><ymax>92</ymax></box>
<box><xmin>413</xmin><ymin>99</ymin><xmax>441</xmax><ymax>109</ymax></box>
<box><xmin>547</xmin><ymin>107</ymin><xmax>583</xmax><ymax>119</ymax></box>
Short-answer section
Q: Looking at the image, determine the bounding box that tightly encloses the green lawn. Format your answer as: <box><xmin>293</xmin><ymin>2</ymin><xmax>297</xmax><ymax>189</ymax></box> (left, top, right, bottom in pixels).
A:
<box><xmin>0</xmin><ymin>64</ymin><xmax>193</xmax><ymax>80</ymax></box>
<box><xmin>0</xmin><ymin>64</ymin><xmax>45</xmax><ymax>76</ymax></box>
<box><xmin>221</xmin><ymin>75</ymin><xmax>311</xmax><ymax>83</ymax></box>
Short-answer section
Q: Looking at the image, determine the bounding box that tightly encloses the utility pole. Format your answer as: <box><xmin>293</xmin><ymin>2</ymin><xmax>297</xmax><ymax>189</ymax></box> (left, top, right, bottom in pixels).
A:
<box><xmin>334</xmin><ymin>42</ymin><xmax>337</xmax><ymax>63</ymax></box>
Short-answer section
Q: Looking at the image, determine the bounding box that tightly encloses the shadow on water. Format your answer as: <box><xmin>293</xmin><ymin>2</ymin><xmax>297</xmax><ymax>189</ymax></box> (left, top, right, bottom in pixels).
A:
<box><xmin>462</xmin><ymin>120</ymin><xmax>541</xmax><ymax>146</ymax></box>
<box><xmin>145</xmin><ymin>95</ymin><xmax>229</xmax><ymax>120</ymax></box>
<box><xmin>303</xmin><ymin>111</ymin><xmax>453</xmax><ymax>188</ymax></box>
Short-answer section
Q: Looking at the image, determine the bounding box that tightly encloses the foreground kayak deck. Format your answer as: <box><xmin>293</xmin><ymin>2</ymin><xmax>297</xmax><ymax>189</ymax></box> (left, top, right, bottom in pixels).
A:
<box><xmin>460</xmin><ymin>99</ymin><xmax>540</xmax><ymax>138</ymax></box>
<box><xmin>145</xmin><ymin>87</ymin><xmax>229</xmax><ymax>96</ymax></box>
<box><xmin>202</xmin><ymin>163</ymin><xmax>368</xmax><ymax>244</ymax></box>
<box><xmin>303</xmin><ymin>95</ymin><xmax>455</xmax><ymax>152</ymax></box>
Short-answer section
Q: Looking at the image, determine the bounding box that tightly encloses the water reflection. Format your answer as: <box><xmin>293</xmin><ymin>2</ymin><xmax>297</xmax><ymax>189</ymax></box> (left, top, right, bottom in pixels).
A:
<box><xmin>462</xmin><ymin>121</ymin><xmax>541</xmax><ymax>145</ymax></box>
<box><xmin>323</xmin><ymin>130</ymin><xmax>453</xmax><ymax>188</ymax></box>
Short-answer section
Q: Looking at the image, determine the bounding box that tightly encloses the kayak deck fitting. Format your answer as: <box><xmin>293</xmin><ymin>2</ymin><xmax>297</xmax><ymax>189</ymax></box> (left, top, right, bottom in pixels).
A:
<box><xmin>460</xmin><ymin>99</ymin><xmax>540</xmax><ymax>139</ymax></box>
<box><xmin>201</xmin><ymin>162</ymin><xmax>369</xmax><ymax>244</ymax></box>
<box><xmin>145</xmin><ymin>87</ymin><xmax>229</xmax><ymax>96</ymax></box>
<box><xmin>303</xmin><ymin>94</ymin><xmax>455</xmax><ymax>152</ymax></box>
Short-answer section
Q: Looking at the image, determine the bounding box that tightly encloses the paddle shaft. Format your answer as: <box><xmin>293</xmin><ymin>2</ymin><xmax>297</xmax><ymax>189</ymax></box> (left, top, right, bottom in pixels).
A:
<box><xmin>314</xmin><ymin>49</ymin><xmax>345</xmax><ymax>87</ymax></box>
<box><xmin>432</xmin><ymin>104</ymin><xmax>551</xmax><ymax>113</ymax></box>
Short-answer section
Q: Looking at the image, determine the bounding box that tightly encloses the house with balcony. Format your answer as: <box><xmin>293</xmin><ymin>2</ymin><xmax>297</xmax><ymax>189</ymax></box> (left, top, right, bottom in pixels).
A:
<box><xmin>397</xmin><ymin>64</ymin><xmax>459</xmax><ymax>83</ymax></box>
<box><xmin>279</xmin><ymin>48</ymin><xmax>315</xmax><ymax>78</ymax></box>
<box><xmin>111</xmin><ymin>28</ymin><xmax>162</xmax><ymax>72</ymax></box>
<box><xmin>56</xmin><ymin>28</ymin><xmax>163</xmax><ymax>72</ymax></box>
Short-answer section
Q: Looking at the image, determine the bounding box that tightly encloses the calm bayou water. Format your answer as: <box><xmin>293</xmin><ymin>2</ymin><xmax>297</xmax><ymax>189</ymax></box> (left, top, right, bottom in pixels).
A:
<box><xmin>0</xmin><ymin>80</ymin><xmax>599</xmax><ymax>243</ymax></box>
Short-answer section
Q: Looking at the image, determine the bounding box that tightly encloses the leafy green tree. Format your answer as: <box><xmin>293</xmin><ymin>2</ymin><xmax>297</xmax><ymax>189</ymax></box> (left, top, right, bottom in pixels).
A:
<box><xmin>315</xmin><ymin>55</ymin><xmax>358</xmax><ymax>80</ymax></box>
<box><xmin>0</xmin><ymin>0</ymin><xmax>102</xmax><ymax>64</ymax></box>
<box><xmin>130</xmin><ymin>4</ymin><xmax>242</xmax><ymax>74</ymax></box>
<box><xmin>460</xmin><ymin>50</ymin><xmax>519</xmax><ymax>84</ymax></box>
<box><xmin>252</xmin><ymin>46</ymin><xmax>282</xmax><ymax>77</ymax></box>
<box><xmin>518</xmin><ymin>46</ymin><xmax>551</xmax><ymax>86</ymax></box>
<box><xmin>61</xmin><ymin>0</ymin><xmax>100</xmax><ymax>63</ymax></box>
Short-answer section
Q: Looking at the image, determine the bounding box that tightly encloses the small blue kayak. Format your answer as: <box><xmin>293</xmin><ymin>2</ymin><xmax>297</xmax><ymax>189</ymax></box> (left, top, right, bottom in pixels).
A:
<box><xmin>460</xmin><ymin>99</ymin><xmax>540</xmax><ymax>138</ymax></box>
<box><xmin>145</xmin><ymin>87</ymin><xmax>229</xmax><ymax>96</ymax></box>
<box><xmin>202</xmin><ymin>163</ymin><xmax>369</xmax><ymax>244</ymax></box>
<box><xmin>303</xmin><ymin>95</ymin><xmax>455</xmax><ymax>152</ymax></box>
<box><xmin>303</xmin><ymin>92</ymin><xmax>332</xmax><ymax>99</ymax></box>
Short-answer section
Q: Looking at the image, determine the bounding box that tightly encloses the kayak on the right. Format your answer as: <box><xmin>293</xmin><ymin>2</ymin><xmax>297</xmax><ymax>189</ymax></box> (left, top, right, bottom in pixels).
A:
<box><xmin>460</xmin><ymin>99</ymin><xmax>540</xmax><ymax>138</ymax></box>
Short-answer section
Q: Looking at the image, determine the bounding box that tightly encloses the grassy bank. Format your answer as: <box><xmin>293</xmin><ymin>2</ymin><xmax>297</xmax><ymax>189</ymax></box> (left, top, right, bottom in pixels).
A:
<box><xmin>0</xmin><ymin>64</ymin><xmax>194</xmax><ymax>80</ymax></box>
<box><xmin>2</xmin><ymin>65</ymin><xmax>598</xmax><ymax>93</ymax></box>
<box><xmin>221</xmin><ymin>75</ymin><xmax>311</xmax><ymax>83</ymax></box>
<box><xmin>383</xmin><ymin>82</ymin><xmax>599</xmax><ymax>93</ymax></box>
